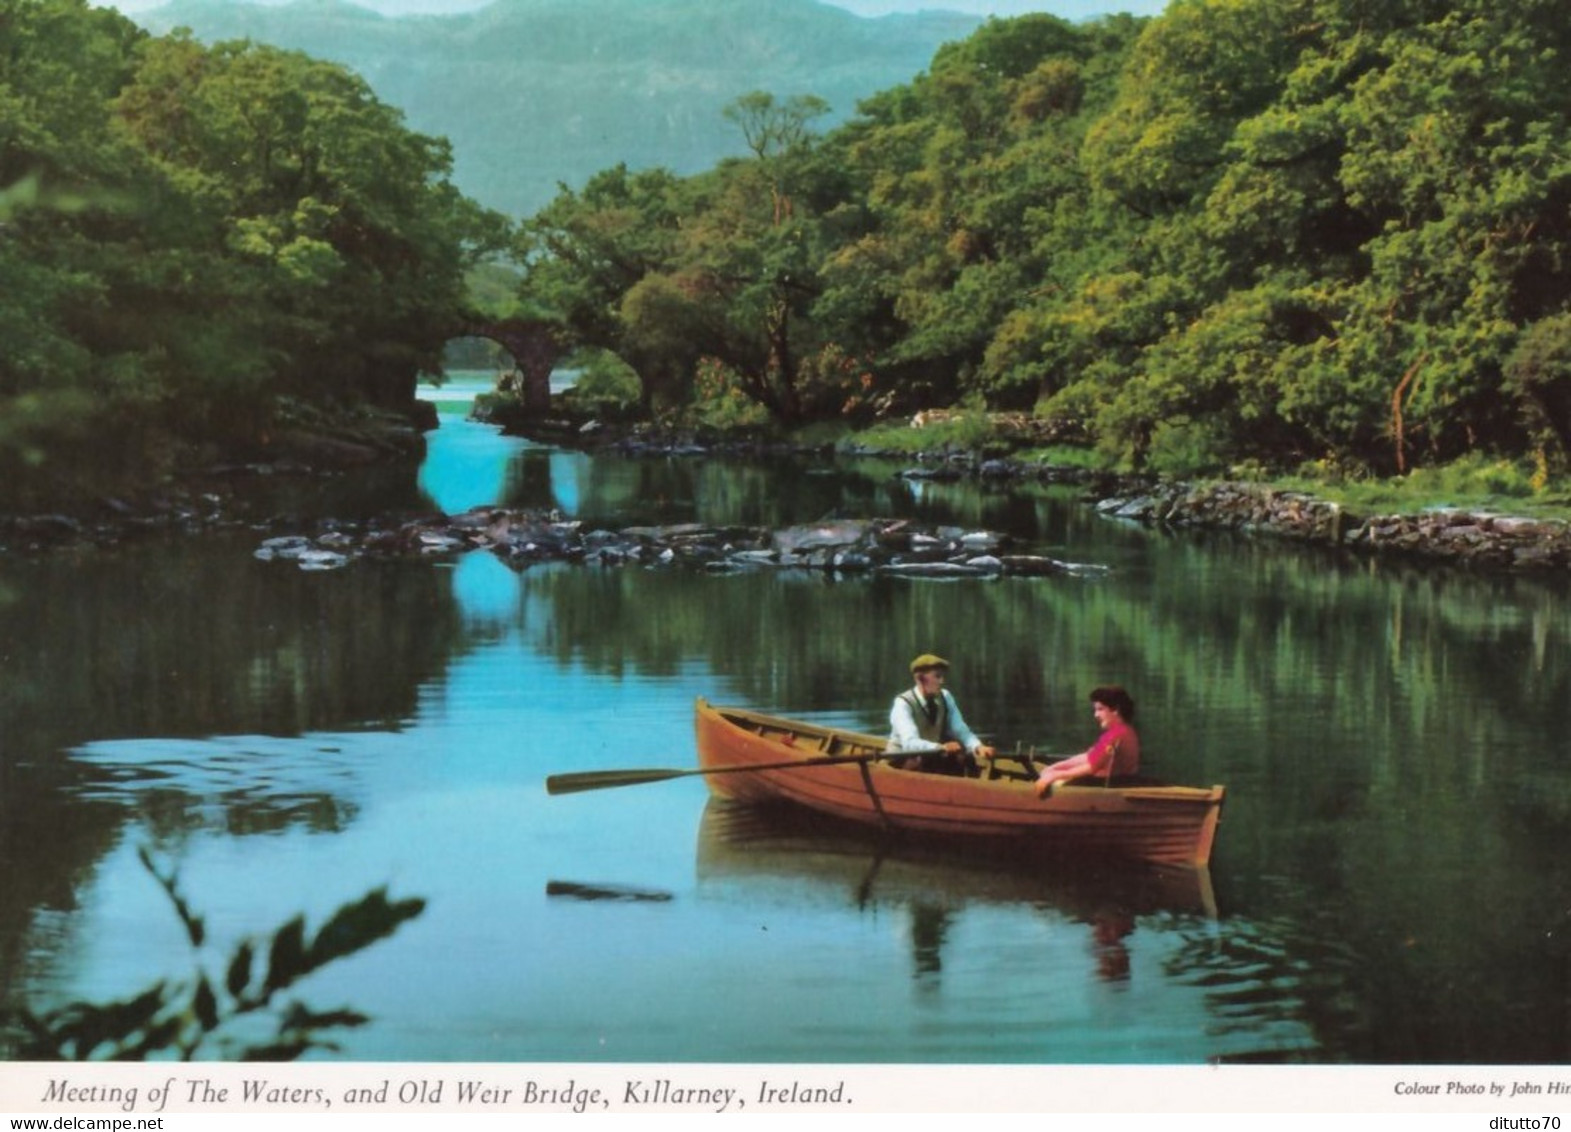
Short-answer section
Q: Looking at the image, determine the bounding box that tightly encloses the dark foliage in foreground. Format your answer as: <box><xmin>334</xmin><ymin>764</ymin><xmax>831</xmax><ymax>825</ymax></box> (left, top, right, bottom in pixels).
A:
<box><xmin>10</xmin><ymin>848</ymin><xmax>424</xmax><ymax>1061</ymax></box>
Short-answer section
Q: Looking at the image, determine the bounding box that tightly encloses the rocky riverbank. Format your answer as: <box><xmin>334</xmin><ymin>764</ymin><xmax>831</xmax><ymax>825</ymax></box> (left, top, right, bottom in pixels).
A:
<box><xmin>0</xmin><ymin>488</ymin><xmax>242</xmax><ymax>553</ymax></box>
<box><xmin>785</xmin><ymin>442</ymin><xmax>1571</xmax><ymax>573</ymax></box>
<box><xmin>0</xmin><ymin>408</ymin><xmax>430</xmax><ymax>554</ymax></box>
<box><xmin>1089</xmin><ymin>480</ymin><xmax>1571</xmax><ymax>571</ymax></box>
<box><xmin>6</xmin><ymin>409</ymin><xmax>1567</xmax><ymax>574</ymax></box>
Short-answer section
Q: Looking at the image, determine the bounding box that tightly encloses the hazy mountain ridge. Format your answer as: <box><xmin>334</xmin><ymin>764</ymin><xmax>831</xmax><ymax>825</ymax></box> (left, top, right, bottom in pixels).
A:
<box><xmin>133</xmin><ymin>0</ymin><xmax>983</xmax><ymax>216</ymax></box>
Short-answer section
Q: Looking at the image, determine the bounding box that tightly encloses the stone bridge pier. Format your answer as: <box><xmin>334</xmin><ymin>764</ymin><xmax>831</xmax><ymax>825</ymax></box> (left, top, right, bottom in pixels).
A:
<box><xmin>460</xmin><ymin>318</ymin><xmax>565</xmax><ymax>414</ymax></box>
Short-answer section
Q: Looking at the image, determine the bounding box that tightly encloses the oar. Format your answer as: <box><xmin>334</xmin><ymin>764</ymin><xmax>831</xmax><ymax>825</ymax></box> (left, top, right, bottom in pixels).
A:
<box><xmin>546</xmin><ymin>751</ymin><xmax>897</xmax><ymax>795</ymax></box>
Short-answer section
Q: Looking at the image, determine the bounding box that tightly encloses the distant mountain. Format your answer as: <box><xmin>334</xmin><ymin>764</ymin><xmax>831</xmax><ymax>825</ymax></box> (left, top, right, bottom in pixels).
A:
<box><xmin>133</xmin><ymin>0</ymin><xmax>983</xmax><ymax>217</ymax></box>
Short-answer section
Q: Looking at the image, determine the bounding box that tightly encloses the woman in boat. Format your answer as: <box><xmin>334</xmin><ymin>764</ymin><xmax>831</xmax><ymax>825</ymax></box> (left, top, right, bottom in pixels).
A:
<box><xmin>887</xmin><ymin>653</ymin><xmax>996</xmax><ymax>774</ymax></box>
<box><xmin>1034</xmin><ymin>686</ymin><xmax>1140</xmax><ymax>797</ymax></box>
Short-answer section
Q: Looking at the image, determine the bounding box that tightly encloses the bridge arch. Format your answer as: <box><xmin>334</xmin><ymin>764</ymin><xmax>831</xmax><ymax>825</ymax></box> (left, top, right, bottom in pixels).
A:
<box><xmin>452</xmin><ymin>317</ymin><xmax>567</xmax><ymax>414</ymax></box>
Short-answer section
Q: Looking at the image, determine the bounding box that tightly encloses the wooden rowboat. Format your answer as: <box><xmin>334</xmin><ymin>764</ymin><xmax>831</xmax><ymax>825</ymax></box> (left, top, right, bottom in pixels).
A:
<box><xmin>694</xmin><ymin>698</ymin><xmax>1226</xmax><ymax>868</ymax></box>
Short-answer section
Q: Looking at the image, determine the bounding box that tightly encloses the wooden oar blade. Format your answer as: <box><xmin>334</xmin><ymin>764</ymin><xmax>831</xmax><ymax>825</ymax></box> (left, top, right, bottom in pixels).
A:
<box><xmin>546</xmin><ymin>767</ymin><xmax>688</xmax><ymax>795</ymax></box>
<box><xmin>547</xmin><ymin>750</ymin><xmax>891</xmax><ymax>796</ymax></box>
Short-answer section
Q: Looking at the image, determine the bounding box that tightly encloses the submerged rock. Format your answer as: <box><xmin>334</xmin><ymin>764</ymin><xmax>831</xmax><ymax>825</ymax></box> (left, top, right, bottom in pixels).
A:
<box><xmin>772</xmin><ymin>520</ymin><xmax>878</xmax><ymax>554</ymax></box>
<box><xmin>878</xmin><ymin>561</ymin><xmax>991</xmax><ymax>578</ymax></box>
<box><xmin>251</xmin><ymin>505</ymin><xmax>1110</xmax><ymax>579</ymax></box>
<box><xmin>254</xmin><ymin>536</ymin><xmax>315</xmax><ymax>561</ymax></box>
<box><xmin>545</xmin><ymin>880</ymin><xmax>673</xmax><ymax>903</ymax></box>
<box><xmin>296</xmin><ymin>549</ymin><xmax>350</xmax><ymax>571</ymax></box>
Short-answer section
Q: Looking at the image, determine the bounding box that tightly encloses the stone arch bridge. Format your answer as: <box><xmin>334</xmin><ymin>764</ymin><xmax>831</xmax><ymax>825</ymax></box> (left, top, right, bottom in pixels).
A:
<box><xmin>454</xmin><ymin>316</ymin><xmax>566</xmax><ymax>414</ymax></box>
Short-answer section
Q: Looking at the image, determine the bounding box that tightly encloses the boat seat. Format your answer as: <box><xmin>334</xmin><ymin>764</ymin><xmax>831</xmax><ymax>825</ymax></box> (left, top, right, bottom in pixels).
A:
<box><xmin>1064</xmin><ymin>774</ymin><xmax>1160</xmax><ymax>789</ymax></box>
<box><xmin>985</xmin><ymin>762</ymin><xmax>1034</xmax><ymax>782</ymax></box>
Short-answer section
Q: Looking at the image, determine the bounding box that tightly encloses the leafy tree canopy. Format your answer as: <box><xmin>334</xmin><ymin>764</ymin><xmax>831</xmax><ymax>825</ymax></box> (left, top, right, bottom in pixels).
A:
<box><xmin>517</xmin><ymin>0</ymin><xmax>1571</xmax><ymax>477</ymax></box>
<box><xmin>0</xmin><ymin>0</ymin><xmax>509</xmax><ymax>504</ymax></box>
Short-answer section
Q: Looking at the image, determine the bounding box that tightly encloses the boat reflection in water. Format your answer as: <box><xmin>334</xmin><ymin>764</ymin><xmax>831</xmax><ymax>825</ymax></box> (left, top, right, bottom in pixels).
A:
<box><xmin>690</xmin><ymin>798</ymin><xmax>1327</xmax><ymax>1063</ymax></box>
<box><xmin>695</xmin><ymin>797</ymin><xmax>1217</xmax><ymax>988</ymax></box>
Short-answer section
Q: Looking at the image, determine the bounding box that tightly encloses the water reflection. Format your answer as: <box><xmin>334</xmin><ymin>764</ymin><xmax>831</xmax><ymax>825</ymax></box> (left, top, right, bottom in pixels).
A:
<box><xmin>449</xmin><ymin>549</ymin><xmax>522</xmax><ymax>625</ymax></box>
<box><xmin>692</xmin><ymin>800</ymin><xmax>1332</xmax><ymax>1061</ymax></box>
<box><xmin>0</xmin><ymin>537</ymin><xmax>465</xmax><ymax>755</ymax></box>
<box><xmin>0</xmin><ymin>535</ymin><xmax>471</xmax><ymax>1038</ymax></box>
<box><xmin>67</xmin><ymin>735</ymin><xmax>366</xmax><ymax>838</ymax></box>
<box><xmin>3</xmin><ymin>403</ymin><xmax>1570</xmax><ymax>1064</ymax></box>
<box><xmin>694</xmin><ymin>798</ymin><xmax>1220</xmax><ymax>921</ymax></box>
<box><xmin>417</xmin><ymin>418</ymin><xmax>531</xmax><ymax>514</ymax></box>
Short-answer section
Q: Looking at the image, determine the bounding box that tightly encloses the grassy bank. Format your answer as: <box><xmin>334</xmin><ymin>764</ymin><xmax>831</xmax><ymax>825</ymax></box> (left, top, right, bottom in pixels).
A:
<box><xmin>817</xmin><ymin>416</ymin><xmax>1571</xmax><ymax>524</ymax></box>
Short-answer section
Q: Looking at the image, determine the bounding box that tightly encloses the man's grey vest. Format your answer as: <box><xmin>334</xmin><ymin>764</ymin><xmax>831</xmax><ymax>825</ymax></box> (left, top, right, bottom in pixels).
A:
<box><xmin>900</xmin><ymin>689</ymin><xmax>949</xmax><ymax>743</ymax></box>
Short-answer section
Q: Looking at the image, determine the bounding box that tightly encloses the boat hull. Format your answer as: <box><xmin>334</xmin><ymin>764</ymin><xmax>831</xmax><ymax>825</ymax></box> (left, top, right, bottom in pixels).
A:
<box><xmin>694</xmin><ymin>698</ymin><xmax>1225</xmax><ymax>868</ymax></box>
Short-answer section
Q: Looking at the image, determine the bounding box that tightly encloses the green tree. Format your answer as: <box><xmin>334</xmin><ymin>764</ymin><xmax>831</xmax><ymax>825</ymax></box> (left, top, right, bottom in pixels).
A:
<box><xmin>826</xmin><ymin>14</ymin><xmax>1143</xmax><ymax>410</ymax></box>
<box><xmin>1032</xmin><ymin>0</ymin><xmax>1571</xmax><ymax>472</ymax></box>
<box><xmin>516</xmin><ymin>164</ymin><xmax>689</xmax><ymax>412</ymax></box>
<box><xmin>116</xmin><ymin>37</ymin><xmax>508</xmax><ymax>408</ymax></box>
<box><xmin>1505</xmin><ymin>313</ymin><xmax>1571</xmax><ymax>460</ymax></box>
<box><xmin>507</xmin><ymin>0</ymin><xmax>1571</xmax><ymax>477</ymax></box>
<box><xmin>1</xmin><ymin>2</ymin><xmax>507</xmax><ymax>506</ymax></box>
<box><xmin>722</xmin><ymin>90</ymin><xmax>830</xmax><ymax>225</ymax></box>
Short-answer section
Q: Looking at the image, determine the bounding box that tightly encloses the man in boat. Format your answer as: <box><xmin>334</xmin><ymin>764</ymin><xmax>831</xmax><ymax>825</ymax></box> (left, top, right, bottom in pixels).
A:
<box><xmin>887</xmin><ymin>654</ymin><xmax>996</xmax><ymax>775</ymax></box>
<box><xmin>1033</xmin><ymin>685</ymin><xmax>1141</xmax><ymax>797</ymax></box>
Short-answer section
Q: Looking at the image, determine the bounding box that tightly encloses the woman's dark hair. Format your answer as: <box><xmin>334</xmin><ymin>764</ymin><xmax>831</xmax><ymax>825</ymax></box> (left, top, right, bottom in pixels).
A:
<box><xmin>1089</xmin><ymin>685</ymin><xmax>1135</xmax><ymax>721</ymax></box>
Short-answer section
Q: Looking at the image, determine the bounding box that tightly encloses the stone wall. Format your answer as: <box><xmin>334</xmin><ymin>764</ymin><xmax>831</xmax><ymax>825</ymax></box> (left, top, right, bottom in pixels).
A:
<box><xmin>1093</xmin><ymin>481</ymin><xmax>1571</xmax><ymax>571</ymax></box>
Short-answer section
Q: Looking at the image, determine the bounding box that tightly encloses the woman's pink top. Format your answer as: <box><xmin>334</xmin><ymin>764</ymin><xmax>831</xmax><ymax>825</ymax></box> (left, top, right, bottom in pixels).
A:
<box><xmin>1086</xmin><ymin>721</ymin><xmax>1140</xmax><ymax>777</ymax></box>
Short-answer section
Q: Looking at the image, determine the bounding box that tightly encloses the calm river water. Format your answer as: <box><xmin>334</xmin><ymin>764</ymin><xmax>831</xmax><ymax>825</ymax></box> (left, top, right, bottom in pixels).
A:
<box><xmin>2</xmin><ymin>375</ymin><xmax>1569</xmax><ymax>1065</ymax></box>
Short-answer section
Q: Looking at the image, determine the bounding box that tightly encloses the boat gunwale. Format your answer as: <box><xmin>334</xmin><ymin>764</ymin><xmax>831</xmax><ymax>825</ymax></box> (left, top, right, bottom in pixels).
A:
<box><xmin>697</xmin><ymin>698</ymin><xmax>1226</xmax><ymax>805</ymax></box>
